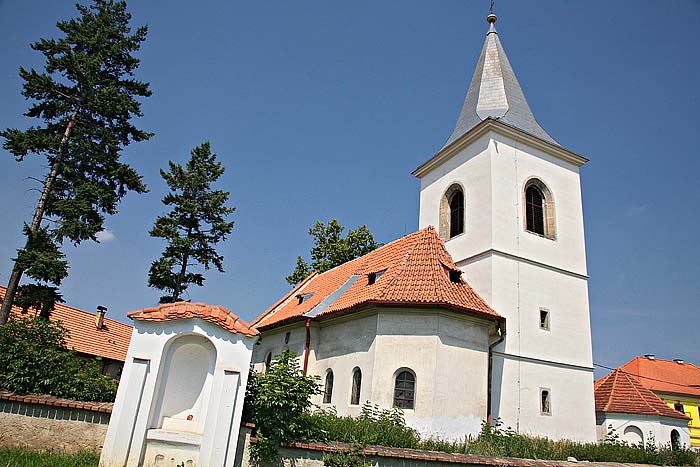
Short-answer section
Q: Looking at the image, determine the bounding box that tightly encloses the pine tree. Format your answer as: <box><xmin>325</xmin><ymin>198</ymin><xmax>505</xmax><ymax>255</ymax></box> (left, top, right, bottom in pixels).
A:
<box><xmin>148</xmin><ymin>142</ymin><xmax>235</xmax><ymax>303</ymax></box>
<box><xmin>0</xmin><ymin>0</ymin><xmax>152</xmax><ymax>324</ymax></box>
<box><xmin>286</xmin><ymin>219</ymin><xmax>380</xmax><ymax>285</ymax></box>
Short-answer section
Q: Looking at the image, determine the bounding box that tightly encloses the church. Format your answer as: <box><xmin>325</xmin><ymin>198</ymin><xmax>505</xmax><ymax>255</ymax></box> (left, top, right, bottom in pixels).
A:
<box><xmin>251</xmin><ymin>13</ymin><xmax>596</xmax><ymax>442</ymax></box>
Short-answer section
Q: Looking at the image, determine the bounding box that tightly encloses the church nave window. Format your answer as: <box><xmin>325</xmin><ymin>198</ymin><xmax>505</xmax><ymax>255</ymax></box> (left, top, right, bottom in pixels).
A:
<box><xmin>323</xmin><ymin>370</ymin><xmax>334</xmax><ymax>404</ymax></box>
<box><xmin>393</xmin><ymin>369</ymin><xmax>416</xmax><ymax>409</ymax></box>
<box><xmin>350</xmin><ymin>367</ymin><xmax>362</xmax><ymax>406</ymax></box>
<box><xmin>524</xmin><ymin>179</ymin><xmax>556</xmax><ymax>240</ymax></box>
<box><xmin>439</xmin><ymin>184</ymin><xmax>466</xmax><ymax>241</ymax></box>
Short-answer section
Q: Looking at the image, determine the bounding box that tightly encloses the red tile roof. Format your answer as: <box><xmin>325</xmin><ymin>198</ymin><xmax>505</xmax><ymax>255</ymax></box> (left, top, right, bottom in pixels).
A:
<box><xmin>594</xmin><ymin>368</ymin><xmax>690</xmax><ymax>420</ymax></box>
<box><xmin>618</xmin><ymin>356</ymin><xmax>700</xmax><ymax>397</ymax></box>
<box><xmin>128</xmin><ymin>302</ymin><xmax>258</xmax><ymax>337</ymax></box>
<box><xmin>0</xmin><ymin>286</ymin><xmax>132</xmax><ymax>362</ymax></box>
<box><xmin>252</xmin><ymin>226</ymin><xmax>502</xmax><ymax>330</ymax></box>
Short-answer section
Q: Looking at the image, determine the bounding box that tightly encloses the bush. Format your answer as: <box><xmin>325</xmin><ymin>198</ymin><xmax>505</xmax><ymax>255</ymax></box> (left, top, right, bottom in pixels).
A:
<box><xmin>0</xmin><ymin>316</ymin><xmax>117</xmax><ymax>402</ymax></box>
<box><xmin>307</xmin><ymin>402</ymin><xmax>421</xmax><ymax>448</ymax></box>
<box><xmin>243</xmin><ymin>351</ymin><xmax>322</xmax><ymax>465</ymax></box>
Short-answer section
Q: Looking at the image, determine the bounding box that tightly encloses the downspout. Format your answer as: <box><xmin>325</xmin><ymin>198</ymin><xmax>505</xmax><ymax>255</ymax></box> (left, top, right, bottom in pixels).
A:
<box><xmin>487</xmin><ymin>320</ymin><xmax>506</xmax><ymax>425</ymax></box>
<box><xmin>303</xmin><ymin>318</ymin><xmax>311</xmax><ymax>375</ymax></box>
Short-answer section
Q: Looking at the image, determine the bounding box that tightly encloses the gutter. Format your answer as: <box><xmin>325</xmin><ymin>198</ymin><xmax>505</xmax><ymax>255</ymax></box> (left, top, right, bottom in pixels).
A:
<box><xmin>487</xmin><ymin>321</ymin><xmax>506</xmax><ymax>425</ymax></box>
<box><xmin>303</xmin><ymin>318</ymin><xmax>311</xmax><ymax>375</ymax></box>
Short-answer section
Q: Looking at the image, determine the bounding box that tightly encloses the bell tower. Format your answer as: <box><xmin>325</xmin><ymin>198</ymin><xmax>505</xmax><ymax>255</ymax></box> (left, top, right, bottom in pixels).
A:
<box><xmin>414</xmin><ymin>14</ymin><xmax>596</xmax><ymax>441</ymax></box>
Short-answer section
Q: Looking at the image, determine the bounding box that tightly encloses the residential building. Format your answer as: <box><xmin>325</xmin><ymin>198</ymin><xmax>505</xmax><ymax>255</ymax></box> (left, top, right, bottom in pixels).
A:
<box><xmin>595</xmin><ymin>368</ymin><xmax>690</xmax><ymax>448</ymax></box>
<box><xmin>619</xmin><ymin>355</ymin><xmax>700</xmax><ymax>448</ymax></box>
<box><xmin>0</xmin><ymin>285</ymin><xmax>132</xmax><ymax>379</ymax></box>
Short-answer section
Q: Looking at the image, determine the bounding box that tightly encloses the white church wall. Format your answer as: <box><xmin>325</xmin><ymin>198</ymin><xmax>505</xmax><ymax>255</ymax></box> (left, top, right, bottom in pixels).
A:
<box><xmin>418</xmin><ymin>133</ymin><xmax>493</xmax><ymax>258</ymax></box>
<box><xmin>596</xmin><ymin>413</ymin><xmax>691</xmax><ymax>448</ymax></box>
<box><xmin>251</xmin><ymin>323</ymin><xmax>307</xmax><ymax>373</ymax></box>
<box><xmin>490</xmin><ymin>356</ymin><xmax>596</xmax><ymax>442</ymax></box>
<box><xmin>488</xmin><ymin>134</ymin><xmax>587</xmax><ymax>276</ymax></box>
<box><xmin>100</xmin><ymin>318</ymin><xmax>256</xmax><ymax>467</ymax></box>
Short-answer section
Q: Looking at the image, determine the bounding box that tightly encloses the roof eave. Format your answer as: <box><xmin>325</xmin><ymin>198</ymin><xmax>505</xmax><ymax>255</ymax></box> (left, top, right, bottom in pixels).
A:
<box><xmin>412</xmin><ymin>119</ymin><xmax>588</xmax><ymax>179</ymax></box>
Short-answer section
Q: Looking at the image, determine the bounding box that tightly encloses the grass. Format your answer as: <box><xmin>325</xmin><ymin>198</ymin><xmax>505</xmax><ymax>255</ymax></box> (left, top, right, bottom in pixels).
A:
<box><xmin>306</xmin><ymin>404</ymin><xmax>700</xmax><ymax>466</ymax></box>
<box><xmin>0</xmin><ymin>448</ymin><xmax>98</xmax><ymax>467</ymax></box>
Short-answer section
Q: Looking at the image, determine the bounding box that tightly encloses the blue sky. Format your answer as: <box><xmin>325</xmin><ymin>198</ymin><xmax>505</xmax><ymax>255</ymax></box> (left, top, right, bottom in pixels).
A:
<box><xmin>0</xmin><ymin>1</ymin><xmax>698</xmax><ymax>377</ymax></box>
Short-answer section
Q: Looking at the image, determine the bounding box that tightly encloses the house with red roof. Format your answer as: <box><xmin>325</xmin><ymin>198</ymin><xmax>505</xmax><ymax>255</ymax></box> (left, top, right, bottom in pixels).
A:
<box><xmin>0</xmin><ymin>285</ymin><xmax>133</xmax><ymax>379</ymax></box>
<box><xmin>251</xmin><ymin>12</ymin><xmax>597</xmax><ymax>442</ymax></box>
<box><xmin>617</xmin><ymin>355</ymin><xmax>700</xmax><ymax>448</ymax></box>
<box><xmin>594</xmin><ymin>368</ymin><xmax>690</xmax><ymax>448</ymax></box>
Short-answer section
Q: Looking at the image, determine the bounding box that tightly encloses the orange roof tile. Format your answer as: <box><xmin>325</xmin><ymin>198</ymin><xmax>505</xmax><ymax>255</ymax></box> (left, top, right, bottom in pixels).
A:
<box><xmin>594</xmin><ymin>368</ymin><xmax>690</xmax><ymax>419</ymax></box>
<box><xmin>253</xmin><ymin>226</ymin><xmax>502</xmax><ymax>330</ymax></box>
<box><xmin>1</xmin><ymin>286</ymin><xmax>132</xmax><ymax>362</ymax></box>
<box><xmin>128</xmin><ymin>302</ymin><xmax>258</xmax><ymax>337</ymax></box>
<box><xmin>618</xmin><ymin>356</ymin><xmax>700</xmax><ymax>397</ymax></box>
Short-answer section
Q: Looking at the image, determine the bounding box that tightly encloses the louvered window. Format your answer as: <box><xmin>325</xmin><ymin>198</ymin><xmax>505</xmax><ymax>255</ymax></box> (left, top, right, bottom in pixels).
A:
<box><xmin>323</xmin><ymin>370</ymin><xmax>334</xmax><ymax>404</ymax></box>
<box><xmin>393</xmin><ymin>370</ymin><xmax>415</xmax><ymax>409</ymax></box>
<box><xmin>449</xmin><ymin>190</ymin><xmax>464</xmax><ymax>238</ymax></box>
<box><xmin>525</xmin><ymin>185</ymin><xmax>545</xmax><ymax>235</ymax></box>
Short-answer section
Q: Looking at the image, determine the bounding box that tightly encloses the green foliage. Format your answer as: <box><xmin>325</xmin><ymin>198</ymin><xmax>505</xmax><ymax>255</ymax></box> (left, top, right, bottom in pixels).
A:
<box><xmin>0</xmin><ymin>316</ymin><xmax>117</xmax><ymax>402</ymax></box>
<box><xmin>243</xmin><ymin>351</ymin><xmax>322</xmax><ymax>465</ymax></box>
<box><xmin>148</xmin><ymin>142</ymin><xmax>235</xmax><ymax>303</ymax></box>
<box><xmin>1</xmin><ymin>0</ymin><xmax>151</xmax><ymax>317</ymax></box>
<box><xmin>323</xmin><ymin>444</ymin><xmax>372</xmax><ymax>467</ymax></box>
<box><xmin>286</xmin><ymin>219</ymin><xmax>381</xmax><ymax>285</ymax></box>
<box><xmin>308</xmin><ymin>402</ymin><xmax>421</xmax><ymax>448</ymax></box>
<box><xmin>0</xmin><ymin>448</ymin><xmax>99</xmax><ymax>467</ymax></box>
<box><xmin>13</xmin><ymin>225</ymin><xmax>69</xmax><ymax>317</ymax></box>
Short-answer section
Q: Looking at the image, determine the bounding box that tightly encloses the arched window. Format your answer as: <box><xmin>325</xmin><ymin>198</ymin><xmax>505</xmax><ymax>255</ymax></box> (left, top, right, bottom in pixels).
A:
<box><xmin>323</xmin><ymin>370</ymin><xmax>334</xmax><ymax>404</ymax></box>
<box><xmin>524</xmin><ymin>179</ymin><xmax>556</xmax><ymax>239</ymax></box>
<box><xmin>671</xmin><ymin>429</ymin><xmax>681</xmax><ymax>450</ymax></box>
<box><xmin>350</xmin><ymin>368</ymin><xmax>362</xmax><ymax>406</ymax></box>
<box><xmin>264</xmin><ymin>352</ymin><xmax>272</xmax><ymax>374</ymax></box>
<box><xmin>439</xmin><ymin>184</ymin><xmax>465</xmax><ymax>241</ymax></box>
<box><xmin>393</xmin><ymin>369</ymin><xmax>415</xmax><ymax>409</ymax></box>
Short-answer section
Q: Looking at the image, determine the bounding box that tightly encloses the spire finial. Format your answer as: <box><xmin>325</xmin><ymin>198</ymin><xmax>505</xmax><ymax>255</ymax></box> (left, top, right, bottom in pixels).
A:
<box><xmin>487</xmin><ymin>0</ymin><xmax>497</xmax><ymax>26</ymax></box>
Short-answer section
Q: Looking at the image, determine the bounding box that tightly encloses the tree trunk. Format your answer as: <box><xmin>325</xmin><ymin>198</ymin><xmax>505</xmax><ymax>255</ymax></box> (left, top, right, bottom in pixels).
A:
<box><xmin>173</xmin><ymin>227</ymin><xmax>192</xmax><ymax>302</ymax></box>
<box><xmin>0</xmin><ymin>111</ymin><xmax>78</xmax><ymax>326</ymax></box>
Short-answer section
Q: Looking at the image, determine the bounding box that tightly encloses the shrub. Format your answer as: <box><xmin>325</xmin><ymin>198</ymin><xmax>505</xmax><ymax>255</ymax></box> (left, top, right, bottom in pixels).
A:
<box><xmin>0</xmin><ymin>316</ymin><xmax>117</xmax><ymax>402</ymax></box>
<box><xmin>243</xmin><ymin>351</ymin><xmax>322</xmax><ymax>465</ymax></box>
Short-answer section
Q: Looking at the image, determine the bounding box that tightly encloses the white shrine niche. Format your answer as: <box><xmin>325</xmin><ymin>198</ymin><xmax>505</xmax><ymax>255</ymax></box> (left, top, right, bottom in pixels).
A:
<box><xmin>99</xmin><ymin>303</ymin><xmax>258</xmax><ymax>467</ymax></box>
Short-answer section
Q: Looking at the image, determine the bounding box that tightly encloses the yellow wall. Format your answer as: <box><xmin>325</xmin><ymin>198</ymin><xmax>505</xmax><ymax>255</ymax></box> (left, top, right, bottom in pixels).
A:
<box><xmin>661</xmin><ymin>395</ymin><xmax>700</xmax><ymax>448</ymax></box>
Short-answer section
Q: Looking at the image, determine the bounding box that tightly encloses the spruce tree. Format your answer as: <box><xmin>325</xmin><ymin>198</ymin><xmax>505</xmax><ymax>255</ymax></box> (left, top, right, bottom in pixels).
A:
<box><xmin>0</xmin><ymin>0</ymin><xmax>152</xmax><ymax>324</ymax></box>
<box><xmin>148</xmin><ymin>142</ymin><xmax>235</xmax><ymax>303</ymax></box>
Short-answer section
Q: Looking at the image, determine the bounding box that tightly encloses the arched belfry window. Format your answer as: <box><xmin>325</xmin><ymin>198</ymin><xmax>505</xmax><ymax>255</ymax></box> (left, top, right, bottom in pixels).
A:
<box><xmin>439</xmin><ymin>184</ymin><xmax>465</xmax><ymax>241</ymax></box>
<box><xmin>524</xmin><ymin>179</ymin><xmax>556</xmax><ymax>240</ymax></box>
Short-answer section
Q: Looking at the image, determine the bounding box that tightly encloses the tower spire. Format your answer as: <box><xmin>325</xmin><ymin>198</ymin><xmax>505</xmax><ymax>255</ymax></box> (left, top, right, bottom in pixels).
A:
<box><xmin>442</xmin><ymin>13</ymin><xmax>558</xmax><ymax>148</ymax></box>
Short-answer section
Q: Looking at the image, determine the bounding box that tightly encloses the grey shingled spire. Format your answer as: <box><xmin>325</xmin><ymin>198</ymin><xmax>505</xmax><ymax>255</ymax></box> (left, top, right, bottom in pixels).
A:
<box><xmin>443</xmin><ymin>14</ymin><xmax>558</xmax><ymax>148</ymax></box>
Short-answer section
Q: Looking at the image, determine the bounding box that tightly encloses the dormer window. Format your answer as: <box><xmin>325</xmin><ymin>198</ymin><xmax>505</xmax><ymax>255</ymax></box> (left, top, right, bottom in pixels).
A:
<box><xmin>449</xmin><ymin>269</ymin><xmax>462</xmax><ymax>283</ymax></box>
<box><xmin>296</xmin><ymin>293</ymin><xmax>314</xmax><ymax>305</ymax></box>
<box><xmin>367</xmin><ymin>269</ymin><xmax>386</xmax><ymax>285</ymax></box>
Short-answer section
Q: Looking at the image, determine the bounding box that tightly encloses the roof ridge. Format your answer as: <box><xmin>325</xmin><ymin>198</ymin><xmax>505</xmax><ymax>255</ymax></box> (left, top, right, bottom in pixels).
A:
<box><xmin>375</xmin><ymin>228</ymin><xmax>426</xmax><ymax>301</ymax></box>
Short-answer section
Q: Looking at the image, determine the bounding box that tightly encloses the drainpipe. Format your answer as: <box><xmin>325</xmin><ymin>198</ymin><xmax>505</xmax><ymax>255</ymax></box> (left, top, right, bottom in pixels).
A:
<box><xmin>303</xmin><ymin>318</ymin><xmax>311</xmax><ymax>375</ymax></box>
<box><xmin>487</xmin><ymin>321</ymin><xmax>506</xmax><ymax>425</ymax></box>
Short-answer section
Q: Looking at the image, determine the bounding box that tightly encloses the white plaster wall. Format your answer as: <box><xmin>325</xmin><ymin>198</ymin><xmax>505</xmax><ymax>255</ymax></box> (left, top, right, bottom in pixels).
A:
<box><xmin>491</xmin><ymin>356</ymin><xmax>596</xmax><ymax>442</ymax></box>
<box><xmin>597</xmin><ymin>413</ymin><xmax>691</xmax><ymax>448</ymax></box>
<box><xmin>417</xmin><ymin>131</ymin><xmax>595</xmax><ymax>442</ymax></box>
<box><xmin>100</xmin><ymin>318</ymin><xmax>256</xmax><ymax>467</ymax></box>
<box><xmin>251</xmin><ymin>323</ymin><xmax>307</xmax><ymax>372</ymax></box>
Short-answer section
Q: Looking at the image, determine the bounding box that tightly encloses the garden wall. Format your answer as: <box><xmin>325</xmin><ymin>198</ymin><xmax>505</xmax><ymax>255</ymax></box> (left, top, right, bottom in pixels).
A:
<box><xmin>0</xmin><ymin>391</ymin><xmax>112</xmax><ymax>453</ymax></box>
<box><xmin>254</xmin><ymin>438</ymin><xmax>661</xmax><ymax>467</ymax></box>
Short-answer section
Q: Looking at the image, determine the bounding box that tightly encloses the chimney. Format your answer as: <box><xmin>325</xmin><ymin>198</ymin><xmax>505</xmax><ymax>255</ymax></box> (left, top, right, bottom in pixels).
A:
<box><xmin>674</xmin><ymin>359</ymin><xmax>685</xmax><ymax>364</ymax></box>
<box><xmin>96</xmin><ymin>305</ymin><xmax>107</xmax><ymax>329</ymax></box>
<box><xmin>644</xmin><ymin>354</ymin><xmax>655</xmax><ymax>360</ymax></box>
